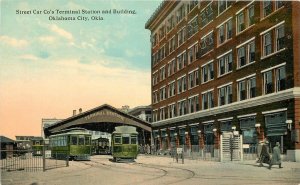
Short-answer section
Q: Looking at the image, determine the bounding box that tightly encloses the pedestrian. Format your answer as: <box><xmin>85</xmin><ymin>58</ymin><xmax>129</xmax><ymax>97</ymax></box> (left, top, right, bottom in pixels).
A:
<box><xmin>269</xmin><ymin>142</ymin><xmax>283</xmax><ymax>169</ymax></box>
<box><xmin>258</xmin><ymin>140</ymin><xmax>270</xmax><ymax>167</ymax></box>
<box><xmin>146</xmin><ymin>144</ymin><xmax>150</xmax><ymax>154</ymax></box>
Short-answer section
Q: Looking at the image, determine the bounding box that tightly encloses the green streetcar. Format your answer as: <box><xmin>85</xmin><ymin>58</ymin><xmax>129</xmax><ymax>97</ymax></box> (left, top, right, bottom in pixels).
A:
<box><xmin>111</xmin><ymin>126</ymin><xmax>138</xmax><ymax>162</ymax></box>
<box><xmin>49</xmin><ymin>128</ymin><xmax>92</xmax><ymax>160</ymax></box>
<box><xmin>31</xmin><ymin>137</ymin><xmax>44</xmax><ymax>156</ymax></box>
<box><xmin>92</xmin><ymin>138</ymin><xmax>110</xmax><ymax>155</ymax></box>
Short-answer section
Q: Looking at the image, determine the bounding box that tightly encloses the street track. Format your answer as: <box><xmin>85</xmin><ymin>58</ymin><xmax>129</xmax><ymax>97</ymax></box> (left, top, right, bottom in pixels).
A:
<box><xmin>78</xmin><ymin>157</ymin><xmax>196</xmax><ymax>185</ymax></box>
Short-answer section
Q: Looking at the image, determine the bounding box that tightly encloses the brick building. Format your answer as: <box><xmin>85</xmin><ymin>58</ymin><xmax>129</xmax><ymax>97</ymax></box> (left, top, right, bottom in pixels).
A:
<box><xmin>145</xmin><ymin>1</ymin><xmax>300</xmax><ymax>161</ymax></box>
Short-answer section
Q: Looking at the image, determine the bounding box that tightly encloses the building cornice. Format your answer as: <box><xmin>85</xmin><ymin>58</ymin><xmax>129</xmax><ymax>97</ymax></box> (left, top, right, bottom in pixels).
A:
<box><xmin>152</xmin><ymin>87</ymin><xmax>300</xmax><ymax>127</ymax></box>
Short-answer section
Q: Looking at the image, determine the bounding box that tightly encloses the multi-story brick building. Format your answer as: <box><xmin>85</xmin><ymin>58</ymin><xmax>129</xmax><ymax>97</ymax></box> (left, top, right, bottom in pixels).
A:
<box><xmin>145</xmin><ymin>0</ymin><xmax>300</xmax><ymax>161</ymax></box>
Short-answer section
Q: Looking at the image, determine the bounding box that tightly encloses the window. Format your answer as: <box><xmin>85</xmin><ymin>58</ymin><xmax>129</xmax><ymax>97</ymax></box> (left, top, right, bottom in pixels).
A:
<box><xmin>218</xmin><ymin>18</ymin><xmax>232</xmax><ymax>45</ymax></box>
<box><xmin>152</xmin><ymin>72</ymin><xmax>158</xmax><ymax>85</ymax></box>
<box><xmin>189</xmin><ymin>1</ymin><xmax>198</xmax><ymax>12</ymax></box>
<box><xmin>188</xmin><ymin>69</ymin><xmax>199</xmax><ymax>89</ymax></box>
<box><xmin>238</xmin><ymin>80</ymin><xmax>246</xmax><ymax>101</ymax></box>
<box><xmin>237</xmin><ymin>76</ymin><xmax>256</xmax><ymax>101</ymax></box>
<box><xmin>168</xmin><ymin>81</ymin><xmax>176</xmax><ymax>97</ymax></box>
<box><xmin>177</xmin><ymin>75</ymin><xmax>187</xmax><ymax>94</ymax></box>
<box><xmin>276</xmin><ymin>66</ymin><xmax>286</xmax><ymax>92</ymax></box>
<box><xmin>249</xmin><ymin>77</ymin><xmax>256</xmax><ymax>98</ymax></box>
<box><xmin>200</xmin><ymin>3</ymin><xmax>213</xmax><ymax>28</ymax></box>
<box><xmin>152</xmin><ymin>90</ymin><xmax>158</xmax><ymax>104</ymax></box>
<box><xmin>237</xmin><ymin>12</ymin><xmax>245</xmax><ymax>33</ymax></box>
<box><xmin>263</xmin><ymin>0</ymin><xmax>272</xmax><ymax>17</ymax></box>
<box><xmin>151</xmin><ymin>33</ymin><xmax>157</xmax><ymax>47</ymax></box>
<box><xmin>122</xmin><ymin>136</ymin><xmax>130</xmax><ymax>144</ymax></box>
<box><xmin>220</xmin><ymin>120</ymin><xmax>232</xmax><ymax>132</ymax></box>
<box><xmin>262</xmin><ymin>1</ymin><xmax>284</xmax><ymax>18</ymax></box>
<box><xmin>168</xmin><ymin>103</ymin><xmax>176</xmax><ymax>118</ymax></box>
<box><xmin>159</xmin><ymin>66</ymin><xmax>166</xmax><ymax>81</ymax></box>
<box><xmin>160</xmin><ymin>87</ymin><xmax>166</xmax><ymax>101</ymax></box>
<box><xmin>177</xmin><ymin>51</ymin><xmax>187</xmax><ymax>70</ymax></box>
<box><xmin>178</xmin><ymin>27</ymin><xmax>186</xmax><ymax>46</ymax></box>
<box><xmin>188</xmin><ymin>42</ymin><xmax>199</xmax><ymax>64</ymax></box>
<box><xmin>178</xmin><ymin>100</ymin><xmax>187</xmax><ymax>116</ymax></box>
<box><xmin>218</xmin><ymin>0</ymin><xmax>232</xmax><ymax>15</ymax></box>
<box><xmin>248</xmin><ymin>5</ymin><xmax>255</xmax><ymax>26</ymax></box>
<box><xmin>200</xmin><ymin>31</ymin><xmax>214</xmax><ymax>56</ymax></box>
<box><xmin>167</xmin><ymin>15</ymin><xmax>175</xmax><ymax>33</ymax></box>
<box><xmin>276</xmin><ymin>25</ymin><xmax>285</xmax><ymax>51</ymax></box>
<box><xmin>263</xmin><ymin>33</ymin><xmax>272</xmax><ymax>56</ymax></box>
<box><xmin>237</xmin><ymin>40</ymin><xmax>255</xmax><ymax>68</ymax></box>
<box><xmin>177</xmin><ymin>4</ymin><xmax>186</xmax><ymax>23</ymax></box>
<box><xmin>167</xmin><ymin>59</ymin><xmax>176</xmax><ymax>77</ymax></box>
<box><xmin>188</xmin><ymin>95</ymin><xmax>199</xmax><ymax>113</ymax></box>
<box><xmin>85</xmin><ymin>136</ymin><xmax>91</xmax><ymax>145</ymax></box>
<box><xmin>187</xmin><ymin>16</ymin><xmax>199</xmax><ymax>38</ymax></box>
<box><xmin>237</xmin><ymin>3</ymin><xmax>255</xmax><ymax>34</ymax></box>
<box><xmin>263</xmin><ymin>70</ymin><xmax>273</xmax><ymax>94</ymax></box>
<box><xmin>160</xmin><ymin>107</ymin><xmax>166</xmax><ymax>120</ymax></box>
<box><xmin>153</xmin><ymin>110</ymin><xmax>158</xmax><ymax>122</ymax></box>
<box><xmin>78</xmin><ymin>136</ymin><xmax>84</xmax><ymax>145</ymax></box>
<box><xmin>218</xmin><ymin>51</ymin><xmax>232</xmax><ymax>76</ymax></box>
<box><xmin>71</xmin><ymin>136</ymin><xmax>77</xmax><ymax>145</ymax></box>
<box><xmin>201</xmin><ymin>61</ymin><xmax>214</xmax><ymax>83</ymax></box>
<box><xmin>169</xmin><ymin>36</ymin><xmax>176</xmax><ymax>54</ymax></box>
<box><xmin>202</xmin><ymin>90</ymin><xmax>214</xmax><ymax>110</ymax></box>
<box><xmin>159</xmin><ymin>25</ymin><xmax>166</xmax><ymax>40</ymax></box>
<box><xmin>261</xmin><ymin>23</ymin><xmax>285</xmax><ymax>58</ymax></box>
<box><xmin>131</xmin><ymin>136</ymin><xmax>137</xmax><ymax>144</ymax></box>
<box><xmin>218</xmin><ymin>84</ymin><xmax>232</xmax><ymax>106</ymax></box>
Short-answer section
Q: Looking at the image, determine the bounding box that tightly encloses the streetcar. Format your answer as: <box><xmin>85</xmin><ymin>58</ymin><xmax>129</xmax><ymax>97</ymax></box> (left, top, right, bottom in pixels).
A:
<box><xmin>92</xmin><ymin>137</ymin><xmax>110</xmax><ymax>155</ymax></box>
<box><xmin>49</xmin><ymin>128</ymin><xmax>92</xmax><ymax>160</ymax></box>
<box><xmin>111</xmin><ymin>126</ymin><xmax>138</xmax><ymax>162</ymax></box>
<box><xmin>31</xmin><ymin>137</ymin><xmax>44</xmax><ymax>156</ymax></box>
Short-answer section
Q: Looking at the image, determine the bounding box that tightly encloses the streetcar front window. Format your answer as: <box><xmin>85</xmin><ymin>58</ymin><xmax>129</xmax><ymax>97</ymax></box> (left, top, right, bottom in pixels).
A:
<box><xmin>114</xmin><ymin>136</ymin><xmax>121</xmax><ymax>144</ymax></box>
<box><xmin>78</xmin><ymin>135</ymin><xmax>85</xmax><ymax>145</ymax></box>
<box><xmin>85</xmin><ymin>136</ymin><xmax>91</xmax><ymax>145</ymax></box>
<box><xmin>122</xmin><ymin>136</ymin><xmax>130</xmax><ymax>144</ymax></box>
<box><xmin>131</xmin><ymin>136</ymin><xmax>137</xmax><ymax>144</ymax></box>
<box><xmin>71</xmin><ymin>136</ymin><xmax>78</xmax><ymax>145</ymax></box>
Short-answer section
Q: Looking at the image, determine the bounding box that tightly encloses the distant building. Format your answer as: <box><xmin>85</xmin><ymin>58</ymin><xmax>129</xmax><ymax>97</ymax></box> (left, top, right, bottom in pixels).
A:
<box><xmin>15</xmin><ymin>136</ymin><xmax>34</xmax><ymax>149</ymax></box>
<box><xmin>120</xmin><ymin>105</ymin><xmax>130</xmax><ymax>113</ymax></box>
<box><xmin>0</xmin><ymin>136</ymin><xmax>15</xmax><ymax>159</ymax></box>
<box><xmin>128</xmin><ymin>105</ymin><xmax>152</xmax><ymax>123</ymax></box>
<box><xmin>41</xmin><ymin>118</ymin><xmax>62</xmax><ymax>138</ymax></box>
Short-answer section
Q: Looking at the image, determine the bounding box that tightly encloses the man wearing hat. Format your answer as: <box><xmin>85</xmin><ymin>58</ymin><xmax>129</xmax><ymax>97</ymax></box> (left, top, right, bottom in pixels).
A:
<box><xmin>258</xmin><ymin>139</ymin><xmax>270</xmax><ymax>167</ymax></box>
<box><xmin>269</xmin><ymin>142</ymin><xmax>283</xmax><ymax>169</ymax></box>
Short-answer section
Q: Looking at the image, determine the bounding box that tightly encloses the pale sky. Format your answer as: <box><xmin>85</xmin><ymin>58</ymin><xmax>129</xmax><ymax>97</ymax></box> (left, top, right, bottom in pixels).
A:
<box><xmin>0</xmin><ymin>0</ymin><xmax>162</xmax><ymax>139</ymax></box>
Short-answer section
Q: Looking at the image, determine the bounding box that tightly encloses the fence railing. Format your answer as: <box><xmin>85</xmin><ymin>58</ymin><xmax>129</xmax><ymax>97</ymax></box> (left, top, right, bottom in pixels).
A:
<box><xmin>0</xmin><ymin>150</ymin><xmax>43</xmax><ymax>172</ymax></box>
<box><xmin>0</xmin><ymin>149</ymin><xmax>69</xmax><ymax>172</ymax></box>
<box><xmin>151</xmin><ymin>143</ymin><xmax>263</xmax><ymax>162</ymax></box>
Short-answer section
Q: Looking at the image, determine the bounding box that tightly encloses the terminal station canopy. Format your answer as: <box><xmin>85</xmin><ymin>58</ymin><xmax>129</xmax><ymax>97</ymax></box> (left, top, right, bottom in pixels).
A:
<box><xmin>44</xmin><ymin>104</ymin><xmax>152</xmax><ymax>144</ymax></box>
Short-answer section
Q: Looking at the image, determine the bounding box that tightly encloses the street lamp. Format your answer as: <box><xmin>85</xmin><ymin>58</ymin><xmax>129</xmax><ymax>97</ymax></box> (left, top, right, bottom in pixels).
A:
<box><xmin>213</xmin><ymin>128</ymin><xmax>218</xmax><ymax>137</ymax></box>
<box><xmin>286</xmin><ymin>120</ymin><xmax>293</xmax><ymax>130</ymax></box>
<box><xmin>255</xmin><ymin>123</ymin><xmax>261</xmax><ymax>134</ymax></box>
<box><xmin>197</xmin><ymin>130</ymin><xmax>201</xmax><ymax>138</ymax></box>
<box><xmin>231</xmin><ymin>126</ymin><xmax>236</xmax><ymax>131</ymax></box>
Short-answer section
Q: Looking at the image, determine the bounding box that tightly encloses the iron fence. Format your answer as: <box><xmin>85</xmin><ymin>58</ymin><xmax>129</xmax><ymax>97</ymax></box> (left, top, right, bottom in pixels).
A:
<box><xmin>0</xmin><ymin>149</ymin><xmax>43</xmax><ymax>172</ymax></box>
<box><xmin>0</xmin><ymin>148</ymin><xmax>69</xmax><ymax>172</ymax></box>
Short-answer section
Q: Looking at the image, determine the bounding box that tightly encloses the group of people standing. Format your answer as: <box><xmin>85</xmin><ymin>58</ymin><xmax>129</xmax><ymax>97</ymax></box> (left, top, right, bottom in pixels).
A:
<box><xmin>257</xmin><ymin>140</ymin><xmax>282</xmax><ymax>169</ymax></box>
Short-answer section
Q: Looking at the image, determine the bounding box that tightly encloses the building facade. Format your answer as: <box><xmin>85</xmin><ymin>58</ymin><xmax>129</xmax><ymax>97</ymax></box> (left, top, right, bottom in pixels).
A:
<box><xmin>128</xmin><ymin>105</ymin><xmax>152</xmax><ymax>123</ymax></box>
<box><xmin>41</xmin><ymin>118</ymin><xmax>62</xmax><ymax>138</ymax></box>
<box><xmin>146</xmin><ymin>1</ymin><xmax>300</xmax><ymax>161</ymax></box>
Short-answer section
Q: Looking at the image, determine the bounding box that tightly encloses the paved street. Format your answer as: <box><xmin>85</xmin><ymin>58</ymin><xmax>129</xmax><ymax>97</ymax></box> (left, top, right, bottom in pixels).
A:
<box><xmin>1</xmin><ymin>155</ymin><xmax>300</xmax><ymax>185</ymax></box>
